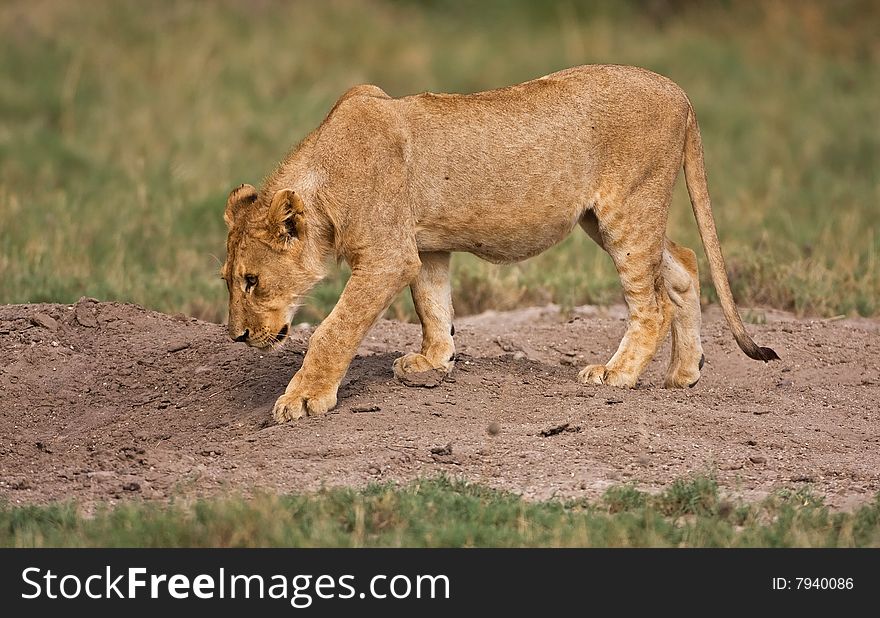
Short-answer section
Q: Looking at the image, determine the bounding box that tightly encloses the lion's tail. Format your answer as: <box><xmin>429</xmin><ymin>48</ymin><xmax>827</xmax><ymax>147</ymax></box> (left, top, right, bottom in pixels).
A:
<box><xmin>682</xmin><ymin>104</ymin><xmax>779</xmax><ymax>362</ymax></box>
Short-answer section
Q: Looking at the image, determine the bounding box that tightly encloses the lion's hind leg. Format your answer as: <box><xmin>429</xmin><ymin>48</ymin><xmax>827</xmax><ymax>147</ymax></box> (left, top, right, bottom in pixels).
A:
<box><xmin>392</xmin><ymin>251</ymin><xmax>456</xmax><ymax>377</ymax></box>
<box><xmin>662</xmin><ymin>239</ymin><xmax>704</xmax><ymax>387</ymax></box>
<box><xmin>578</xmin><ymin>196</ymin><xmax>674</xmax><ymax>388</ymax></box>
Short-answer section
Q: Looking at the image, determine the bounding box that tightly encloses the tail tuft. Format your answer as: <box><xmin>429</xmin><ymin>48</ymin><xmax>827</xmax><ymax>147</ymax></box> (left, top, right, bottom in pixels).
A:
<box><xmin>757</xmin><ymin>346</ymin><xmax>780</xmax><ymax>362</ymax></box>
<box><xmin>739</xmin><ymin>339</ymin><xmax>780</xmax><ymax>362</ymax></box>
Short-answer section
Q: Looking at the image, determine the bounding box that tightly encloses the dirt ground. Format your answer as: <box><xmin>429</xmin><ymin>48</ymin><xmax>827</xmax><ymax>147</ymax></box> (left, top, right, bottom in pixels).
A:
<box><xmin>1</xmin><ymin>298</ymin><xmax>878</xmax><ymax>511</ymax></box>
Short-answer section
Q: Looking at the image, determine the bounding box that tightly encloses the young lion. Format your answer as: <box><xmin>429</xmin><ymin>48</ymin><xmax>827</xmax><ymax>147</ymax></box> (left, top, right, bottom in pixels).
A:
<box><xmin>221</xmin><ymin>65</ymin><xmax>778</xmax><ymax>423</ymax></box>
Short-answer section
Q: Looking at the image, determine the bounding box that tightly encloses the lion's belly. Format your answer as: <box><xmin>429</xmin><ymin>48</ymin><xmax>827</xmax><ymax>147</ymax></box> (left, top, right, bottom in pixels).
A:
<box><xmin>414</xmin><ymin>198</ymin><xmax>587</xmax><ymax>263</ymax></box>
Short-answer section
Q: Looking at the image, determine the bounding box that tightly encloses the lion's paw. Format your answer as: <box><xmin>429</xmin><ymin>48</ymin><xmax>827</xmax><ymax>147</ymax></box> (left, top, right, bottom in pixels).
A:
<box><xmin>392</xmin><ymin>352</ymin><xmax>453</xmax><ymax>378</ymax></box>
<box><xmin>272</xmin><ymin>389</ymin><xmax>336</xmax><ymax>424</ymax></box>
<box><xmin>664</xmin><ymin>354</ymin><xmax>704</xmax><ymax>389</ymax></box>
<box><xmin>578</xmin><ymin>364</ymin><xmax>637</xmax><ymax>388</ymax></box>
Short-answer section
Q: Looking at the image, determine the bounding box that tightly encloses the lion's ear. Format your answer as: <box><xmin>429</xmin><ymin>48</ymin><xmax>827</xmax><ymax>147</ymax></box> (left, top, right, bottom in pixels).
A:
<box><xmin>267</xmin><ymin>188</ymin><xmax>306</xmax><ymax>242</ymax></box>
<box><xmin>224</xmin><ymin>184</ymin><xmax>258</xmax><ymax>228</ymax></box>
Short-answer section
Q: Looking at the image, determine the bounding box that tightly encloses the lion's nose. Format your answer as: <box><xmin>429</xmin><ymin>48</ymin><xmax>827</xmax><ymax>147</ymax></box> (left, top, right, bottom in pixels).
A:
<box><xmin>233</xmin><ymin>329</ymin><xmax>249</xmax><ymax>343</ymax></box>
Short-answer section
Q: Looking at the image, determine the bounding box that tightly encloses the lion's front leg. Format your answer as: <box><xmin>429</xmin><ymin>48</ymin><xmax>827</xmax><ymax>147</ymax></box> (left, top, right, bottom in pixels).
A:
<box><xmin>393</xmin><ymin>251</ymin><xmax>456</xmax><ymax>378</ymax></box>
<box><xmin>273</xmin><ymin>258</ymin><xmax>420</xmax><ymax>423</ymax></box>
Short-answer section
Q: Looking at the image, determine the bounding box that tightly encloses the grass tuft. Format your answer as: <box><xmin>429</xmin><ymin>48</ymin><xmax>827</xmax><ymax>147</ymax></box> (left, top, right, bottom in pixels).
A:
<box><xmin>2</xmin><ymin>476</ymin><xmax>879</xmax><ymax>548</ymax></box>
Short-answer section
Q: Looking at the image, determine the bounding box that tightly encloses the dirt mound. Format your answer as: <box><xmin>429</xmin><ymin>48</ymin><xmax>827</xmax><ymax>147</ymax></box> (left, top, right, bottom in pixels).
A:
<box><xmin>1</xmin><ymin>299</ymin><xmax>878</xmax><ymax>510</ymax></box>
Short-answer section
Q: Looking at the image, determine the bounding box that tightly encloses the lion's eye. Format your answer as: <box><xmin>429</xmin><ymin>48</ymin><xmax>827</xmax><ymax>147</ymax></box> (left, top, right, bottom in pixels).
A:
<box><xmin>244</xmin><ymin>274</ymin><xmax>258</xmax><ymax>293</ymax></box>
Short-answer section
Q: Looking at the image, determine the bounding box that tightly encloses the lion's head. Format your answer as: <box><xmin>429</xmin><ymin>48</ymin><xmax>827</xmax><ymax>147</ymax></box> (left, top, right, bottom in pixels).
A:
<box><xmin>221</xmin><ymin>184</ymin><xmax>326</xmax><ymax>349</ymax></box>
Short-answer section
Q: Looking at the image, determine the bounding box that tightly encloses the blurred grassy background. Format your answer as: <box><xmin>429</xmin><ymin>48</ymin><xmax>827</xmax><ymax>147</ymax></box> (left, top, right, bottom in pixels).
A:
<box><xmin>1</xmin><ymin>0</ymin><xmax>877</xmax><ymax>323</ymax></box>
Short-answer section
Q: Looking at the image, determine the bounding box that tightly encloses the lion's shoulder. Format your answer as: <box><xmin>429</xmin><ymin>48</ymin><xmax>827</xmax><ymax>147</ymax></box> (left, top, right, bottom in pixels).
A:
<box><xmin>324</xmin><ymin>84</ymin><xmax>392</xmax><ymax>120</ymax></box>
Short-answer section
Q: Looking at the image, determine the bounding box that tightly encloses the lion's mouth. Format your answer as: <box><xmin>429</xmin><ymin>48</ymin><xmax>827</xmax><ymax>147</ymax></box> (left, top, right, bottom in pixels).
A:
<box><xmin>250</xmin><ymin>324</ymin><xmax>290</xmax><ymax>350</ymax></box>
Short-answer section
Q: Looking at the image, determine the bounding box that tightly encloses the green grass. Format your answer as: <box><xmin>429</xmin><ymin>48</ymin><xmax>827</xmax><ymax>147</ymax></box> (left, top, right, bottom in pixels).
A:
<box><xmin>3</xmin><ymin>477</ymin><xmax>879</xmax><ymax>547</ymax></box>
<box><xmin>1</xmin><ymin>0</ymin><xmax>878</xmax><ymax>322</ymax></box>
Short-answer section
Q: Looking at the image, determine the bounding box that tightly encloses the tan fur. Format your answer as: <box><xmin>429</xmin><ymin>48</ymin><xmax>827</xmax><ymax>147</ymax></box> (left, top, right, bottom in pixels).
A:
<box><xmin>221</xmin><ymin>65</ymin><xmax>777</xmax><ymax>423</ymax></box>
